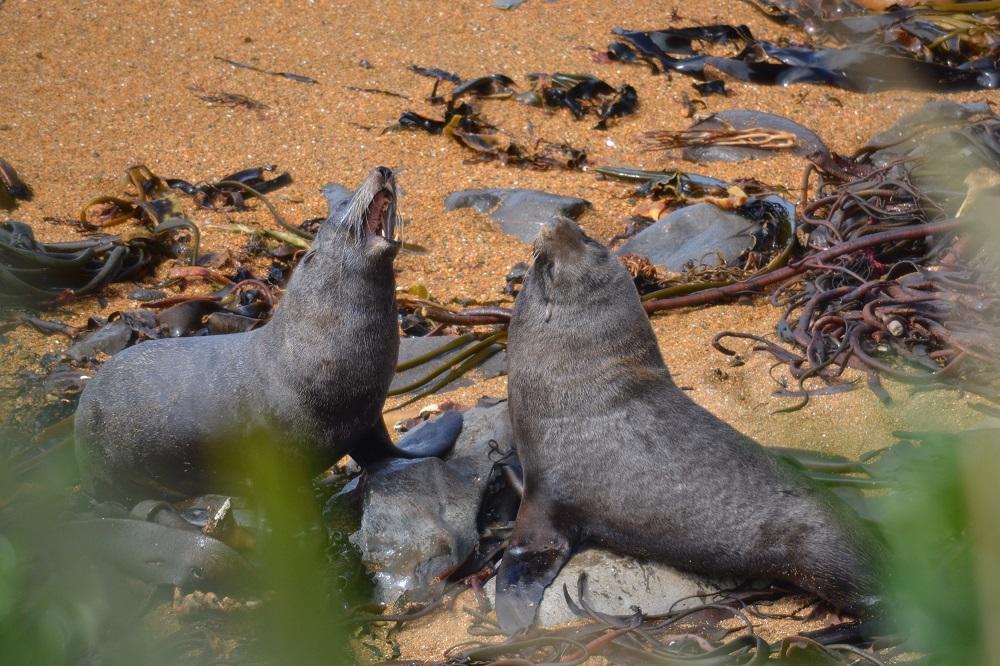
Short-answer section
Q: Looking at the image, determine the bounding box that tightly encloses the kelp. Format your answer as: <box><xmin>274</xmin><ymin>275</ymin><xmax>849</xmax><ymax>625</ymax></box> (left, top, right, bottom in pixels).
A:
<box><xmin>639</xmin><ymin>123</ymin><xmax>798</xmax><ymax>152</ymax></box>
<box><xmin>0</xmin><ymin>220</ymin><xmax>184</xmax><ymax>307</ymax></box>
<box><xmin>386</xmin><ymin>68</ymin><xmax>653</xmax><ymax>166</ymax></box>
<box><xmin>608</xmin><ymin>15</ymin><xmax>999</xmax><ymax>92</ymax></box>
<box><xmin>1</xmin><ymin>163</ymin><xmax>296</xmax><ymax>309</ymax></box>
<box><xmin>521</xmin><ymin>72</ymin><xmax>639</xmax><ymax>129</ymax></box>
<box><xmin>706</xmin><ymin>107</ymin><xmax>1000</xmax><ymax>407</ymax></box>
<box><xmin>0</xmin><ymin>158</ymin><xmax>32</xmax><ymax>211</ymax></box>
<box><xmin>595</xmin><ymin>165</ymin><xmax>779</xmax><ymax>211</ymax></box>
<box><xmin>165</xmin><ymin>165</ymin><xmax>293</xmax><ymax>211</ymax></box>
<box><xmin>390</xmin><ymin>99</ymin><xmax>587</xmax><ymax>170</ymax></box>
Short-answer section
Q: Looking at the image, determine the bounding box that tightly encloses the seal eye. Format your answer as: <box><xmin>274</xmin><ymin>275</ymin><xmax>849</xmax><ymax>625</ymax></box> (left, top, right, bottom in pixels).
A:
<box><xmin>190</xmin><ymin>566</ymin><xmax>204</xmax><ymax>580</ymax></box>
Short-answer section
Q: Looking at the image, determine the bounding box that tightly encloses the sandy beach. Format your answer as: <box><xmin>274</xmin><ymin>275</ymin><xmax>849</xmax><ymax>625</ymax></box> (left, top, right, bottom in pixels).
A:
<box><xmin>1</xmin><ymin>0</ymin><xmax>994</xmax><ymax>660</ymax></box>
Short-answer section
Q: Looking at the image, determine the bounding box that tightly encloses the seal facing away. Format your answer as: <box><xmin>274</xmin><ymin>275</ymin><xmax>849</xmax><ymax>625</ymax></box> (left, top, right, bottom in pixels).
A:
<box><xmin>76</xmin><ymin>167</ymin><xmax>448</xmax><ymax>500</ymax></box>
<box><xmin>495</xmin><ymin>217</ymin><xmax>884</xmax><ymax>634</ymax></box>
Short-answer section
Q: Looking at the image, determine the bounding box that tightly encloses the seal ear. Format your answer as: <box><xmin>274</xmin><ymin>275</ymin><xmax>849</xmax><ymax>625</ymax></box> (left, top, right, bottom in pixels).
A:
<box><xmin>495</xmin><ymin>498</ymin><xmax>575</xmax><ymax>635</ymax></box>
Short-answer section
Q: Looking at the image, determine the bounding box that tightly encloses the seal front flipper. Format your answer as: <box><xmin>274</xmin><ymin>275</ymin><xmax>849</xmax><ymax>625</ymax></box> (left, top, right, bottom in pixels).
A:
<box><xmin>349</xmin><ymin>411</ymin><xmax>463</xmax><ymax>466</ymax></box>
<box><xmin>495</xmin><ymin>499</ymin><xmax>575</xmax><ymax>635</ymax></box>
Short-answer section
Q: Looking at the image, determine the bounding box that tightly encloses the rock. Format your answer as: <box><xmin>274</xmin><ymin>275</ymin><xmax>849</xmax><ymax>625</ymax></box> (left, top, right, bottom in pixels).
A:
<box><xmin>485</xmin><ymin>549</ymin><xmax>724</xmax><ymax>627</ymax></box>
<box><xmin>683</xmin><ymin>110</ymin><xmax>827</xmax><ymax>162</ymax></box>
<box><xmin>864</xmin><ymin>101</ymin><xmax>991</xmax><ymax>154</ymax></box>
<box><xmin>395</xmin><ymin>410</ymin><xmax>464</xmax><ymax>458</ymax></box>
<box><xmin>350</xmin><ymin>403</ymin><xmax>513</xmax><ymax>604</ymax></box>
<box><xmin>66</xmin><ymin>320</ymin><xmax>134</xmax><ymax>361</ymax></box>
<box><xmin>444</xmin><ymin>188</ymin><xmax>590</xmax><ymax>242</ymax></box>
<box><xmin>392</xmin><ymin>335</ymin><xmax>507</xmax><ymax>393</ymax></box>
<box><xmin>616</xmin><ymin>203</ymin><xmax>754</xmax><ymax>271</ymax></box>
<box><xmin>494</xmin><ymin>0</ymin><xmax>525</xmax><ymax>7</ymax></box>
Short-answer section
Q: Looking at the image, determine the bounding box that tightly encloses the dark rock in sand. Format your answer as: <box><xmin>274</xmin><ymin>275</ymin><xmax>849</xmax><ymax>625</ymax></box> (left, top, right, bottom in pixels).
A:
<box><xmin>350</xmin><ymin>402</ymin><xmax>512</xmax><ymax>603</ymax></box>
<box><xmin>444</xmin><ymin>188</ymin><xmax>590</xmax><ymax>242</ymax></box>
<box><xmin>617</xmin><ymin>196</ymin><xmax>794</xmax><ymax>271</ymax></box>
<box><xmin>66</xmin><ymin>320</ymin><xmax>134</xmax><ymax>361</ymax></box>
<box><xmin>392</xmin><ymin>335</ymin><xmax>507</xmax><ymax>393</ymax></box>
<box><xmin>616</xmin><ymin>203</ymin><xmax>753</xmax><ymax>271</ymax></box>
<box><xmin>683</xmin><ymin>110</ymin><xmax>827</xmax><ymax>162</ymax></box>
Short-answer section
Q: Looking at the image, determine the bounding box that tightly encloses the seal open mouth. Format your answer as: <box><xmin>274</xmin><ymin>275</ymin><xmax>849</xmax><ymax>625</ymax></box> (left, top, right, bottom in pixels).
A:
<box><xmin>364</xmin><ymin>187</ymin><xmax>395</xmax><ymax>240</ymax></box>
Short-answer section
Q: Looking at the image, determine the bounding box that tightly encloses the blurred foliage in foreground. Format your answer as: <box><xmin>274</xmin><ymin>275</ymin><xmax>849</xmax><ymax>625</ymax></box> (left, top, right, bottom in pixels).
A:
<box><xmin>0</xmin><ymin>428</ymin><xmax>354</xmax><ymax>664</ymax></box>
<box><xmin>2</xmin><ymin>423</ymin><xmax>1000</xmax><ymax>664</ymax></box>
<box><xmin>880</xmin><ymin>428</ymin><xmax>1000</xmax><ymax>666</ymax></box>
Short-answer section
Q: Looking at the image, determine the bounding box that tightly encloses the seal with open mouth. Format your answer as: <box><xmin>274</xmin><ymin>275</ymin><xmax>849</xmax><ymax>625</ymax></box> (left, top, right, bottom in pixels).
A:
<box><xmin>76</xmin><ymin>167</ymin><xmax>444</xmax><ymax>500</ymax></box>
<box><xmin>495</xmin><ymin>217</ymin><xmax>884</xmax><ymax>634</ymax></box>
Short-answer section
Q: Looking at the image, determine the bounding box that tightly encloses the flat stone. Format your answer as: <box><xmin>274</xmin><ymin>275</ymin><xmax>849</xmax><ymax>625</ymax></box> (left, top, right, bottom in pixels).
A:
<box><xmin>66</xmin><ymin>320</ymin><xmax>134</xmax><ymax>361</ymax></box>
<box><xmin>864</xmin><ymin>101</ymin><xmax>991</xmax><ymax>153</ymax></box>
<box><xmin>445</xmin><ymin>188</ymin><xmax>590</xmax><ymax>242</ymax></box>
<box><xmin>616</xmin><ymin>202</ymin><xmax>754</xmax><ymax>271</ymax></box>
<box><xmin>485</xmin><ymin>549</ymin><xmax>724</xmax><ymax>627</ymax></box>
<box><xmin>350</xmin><ymin>403</ymin><xmax>513</xmax><ymax>604</ymax></box>
<box><xmin>683</xmin><ymin>110</ymin><xmax>827</xmax><ymax>162</ymax></box>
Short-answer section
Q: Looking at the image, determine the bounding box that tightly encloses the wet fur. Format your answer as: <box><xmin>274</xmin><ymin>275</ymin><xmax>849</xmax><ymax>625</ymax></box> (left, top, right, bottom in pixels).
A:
<box><xmin>75</xmin><ymin>168</ymin><xmax>403</xmax><ymax>500</ymax></box>
<box><xmin>496</xmin><ymin>217</ymin><xmax>883</xmax><ymax>633</ymax></box>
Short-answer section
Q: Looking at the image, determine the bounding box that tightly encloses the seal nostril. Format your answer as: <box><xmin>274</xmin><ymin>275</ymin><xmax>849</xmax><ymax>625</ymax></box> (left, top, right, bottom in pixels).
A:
<box><xmin>375</xmin><ymin>166</ymin><xmax>393</xmax><ymax>181</ymax></box>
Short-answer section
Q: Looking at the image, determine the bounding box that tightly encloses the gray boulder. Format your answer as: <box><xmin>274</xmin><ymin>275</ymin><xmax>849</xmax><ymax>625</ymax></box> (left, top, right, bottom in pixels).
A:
<box><xmin>616</xmin><ymin>203</ymin><xmax>753</xmax><ymax>271</ymax></box>
<box><xmin>350</xmin><ymin>403</ymin><xmax>513</xmax><ymax>604</ymax></box>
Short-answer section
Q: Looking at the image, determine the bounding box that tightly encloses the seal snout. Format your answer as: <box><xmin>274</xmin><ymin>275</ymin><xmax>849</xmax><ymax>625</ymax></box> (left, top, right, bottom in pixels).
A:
<box><xmin>533</xmin><ymin>216</ymin><xmax>587</xmax><ymax>256</ymax></box>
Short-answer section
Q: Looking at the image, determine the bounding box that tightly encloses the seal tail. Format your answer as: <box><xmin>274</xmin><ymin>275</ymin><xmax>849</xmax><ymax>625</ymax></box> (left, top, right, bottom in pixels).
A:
<box><xmin>350</xmin><ymin>411</ymin><xmax>463</xmax><ymax>466</ymax></box>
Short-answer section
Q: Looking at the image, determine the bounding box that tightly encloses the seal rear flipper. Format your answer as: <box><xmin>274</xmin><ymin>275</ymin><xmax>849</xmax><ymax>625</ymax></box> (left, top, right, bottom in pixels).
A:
<box><xmin>350</xmin><ymin>411</ymin><xmax>463</xmax><ymax>466</ymax></box>
<box><xmin>495</xmin><ymin>502</ymin><xmax>575</xmax><ymax>635</ymax></box>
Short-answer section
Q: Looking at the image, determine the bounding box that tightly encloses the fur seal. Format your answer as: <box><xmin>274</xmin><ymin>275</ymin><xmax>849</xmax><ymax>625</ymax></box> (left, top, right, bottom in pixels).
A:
<box><xmin>76</xmin><ymin>167</ymin><xmax>449</xmax><ymax>500</ymax></box>
<box><xmin>495</xmin><ymin>217</ymin><xmax>884</xmax><ymax>634</ymax></box>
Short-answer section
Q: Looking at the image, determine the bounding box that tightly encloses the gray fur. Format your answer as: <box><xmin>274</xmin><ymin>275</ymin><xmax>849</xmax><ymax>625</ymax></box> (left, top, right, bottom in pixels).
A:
<box><xmin>75</xmin><ymin>167</ymin><xmax>403</xmax><ymax>500</ymax></box>
<box><xmin>496</xmin><ymin>217</ymin><xmax>883</xmax><ymax>634</ymax></box>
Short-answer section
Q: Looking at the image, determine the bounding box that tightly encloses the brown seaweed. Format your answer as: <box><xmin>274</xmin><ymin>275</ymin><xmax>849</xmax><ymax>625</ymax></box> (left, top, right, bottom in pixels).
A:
<box><xmin>0</xmin><ymin>220</ymin><xmax>180</xmax><ymax>307</ymax></box>
<box><xmin>610</xmin><ymin>17</ymin><xmax>999</xmax><ymax>93</ymax></box>
<box><xmin>0</xmin><ymin>158</ymin><xmax>32</xmax><ymax>211</ymax></box>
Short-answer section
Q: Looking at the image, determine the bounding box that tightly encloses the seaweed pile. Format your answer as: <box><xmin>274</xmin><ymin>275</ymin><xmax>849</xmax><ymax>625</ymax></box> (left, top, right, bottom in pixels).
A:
<box><xmin>606</xmin><ymin>2</ymin><xmax>999</xmax><ymax>93</ymax></box>
<box><xmin>1</xmin><ymin>164</ymin><xmax>293</xmax><ymax>312</ymax></box>
<box><xmin>0</xmin><ymin>220</ymin><xmax>178</xmax><ymax>307</ymax></box>
<box><xmin>390</xmin><ymin>67</ymin><xmax>641</xmax><ymax>169</ymax></box>
<box><xmin>711</xmin><ymin>103</ymin><xmax>999</xmax><ymax>407</ymax></box>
